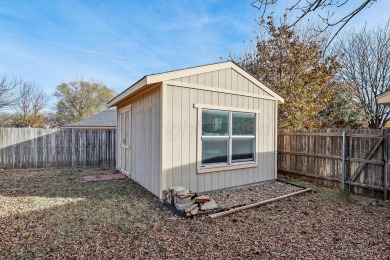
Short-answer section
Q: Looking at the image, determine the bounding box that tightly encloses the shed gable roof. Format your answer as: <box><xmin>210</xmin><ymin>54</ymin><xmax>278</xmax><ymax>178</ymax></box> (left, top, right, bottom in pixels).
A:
<box><xmin>108</xmin><ymin>61</ymin><xmax>284</xmax><ymax>107</ymax></box>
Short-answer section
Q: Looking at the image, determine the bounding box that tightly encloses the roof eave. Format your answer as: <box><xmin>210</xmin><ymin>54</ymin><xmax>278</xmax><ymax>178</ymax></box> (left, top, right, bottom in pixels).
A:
<box><xmin>108</xmin><ymin>76</ymin><xmax>148</xmax><ymax>107</ymax></box>
<box><xmin>377</xmin><ymin>91</ymin><xmax>390</xmax><ymax>105</ymax></box>
<box><xmin>146</xmin><ymin>61</ymin><xmax>284</xmax><ymax>104</ymax></box>
<box><xmin>377</xmin><ymin>90</ymin><xmax>390</xmax><ymax>99</ymax></box>
<box><xmin>108</xmin><ymin>61</ymin><xmax>285</xmax><ymax>106</ymax></box>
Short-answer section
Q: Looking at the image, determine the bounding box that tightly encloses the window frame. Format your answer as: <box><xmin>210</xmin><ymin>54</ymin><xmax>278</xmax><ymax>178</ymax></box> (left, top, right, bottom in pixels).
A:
<box><xmin>195</xmin><ymin>104</ymin><xmax>260</xmax><ymax>174</ymax></box>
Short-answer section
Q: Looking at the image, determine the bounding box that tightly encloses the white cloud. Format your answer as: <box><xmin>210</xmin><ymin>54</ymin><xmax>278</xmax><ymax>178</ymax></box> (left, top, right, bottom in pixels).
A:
<box><xmin>2</xmin><ymin>0</ymin><xmax>387</xmax><ymax>113</ymax></box>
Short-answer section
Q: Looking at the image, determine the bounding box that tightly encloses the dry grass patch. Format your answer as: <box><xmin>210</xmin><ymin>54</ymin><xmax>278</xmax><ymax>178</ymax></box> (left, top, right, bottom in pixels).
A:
<box><xmin>0</xmin><ymin>167</ymin><xmax>389</xmax><ymax>259</ymax></box>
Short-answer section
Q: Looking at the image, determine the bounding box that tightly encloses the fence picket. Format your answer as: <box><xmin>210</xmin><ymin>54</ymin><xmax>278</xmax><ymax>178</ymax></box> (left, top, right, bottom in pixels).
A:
<box><xmin>0</xmin><ymin>128</ymin><xmax>116</xmax><ymax>169</ymax></box>
<box><xmin>278</xmin><ymin>128</ymin><xmax>389</xmax><ymax>199</ymax></box>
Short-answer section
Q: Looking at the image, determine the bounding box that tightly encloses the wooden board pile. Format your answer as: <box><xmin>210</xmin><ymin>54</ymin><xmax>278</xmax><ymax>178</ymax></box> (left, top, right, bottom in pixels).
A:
<box><xmin>165</xmin><ymin>186</ymin><xmax>218</xmax><ymax>217</ymax></box>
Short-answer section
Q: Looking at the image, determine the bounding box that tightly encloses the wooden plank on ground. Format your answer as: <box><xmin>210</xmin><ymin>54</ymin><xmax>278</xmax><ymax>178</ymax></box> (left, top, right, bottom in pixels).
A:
<box><xmin>209</xmin><ymin>188</ymin><xmax>312</xmax><ymax>219</ymax></box>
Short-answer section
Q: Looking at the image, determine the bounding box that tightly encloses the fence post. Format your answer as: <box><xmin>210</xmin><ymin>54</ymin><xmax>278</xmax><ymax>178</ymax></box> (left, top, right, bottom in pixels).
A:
<box><xmin>341</xmin><ymin>131</ymin><xmax>347</xmax><ymax>191</ymax></box>
<box><xmin>384</xmin><ymin>128</ymin><xmax>388</xmax><ymax>201</ymax></box>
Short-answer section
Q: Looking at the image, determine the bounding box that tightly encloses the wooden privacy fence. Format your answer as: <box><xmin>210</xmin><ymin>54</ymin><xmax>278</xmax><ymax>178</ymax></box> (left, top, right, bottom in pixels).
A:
<box><xmin>278</xmin><ymin>129</ymin><xmax>389</xmax><ymax>200</ymax></box>
<box><xmin>0</xmin><ymin>128</ymin><xmax>116</xmax><ymax>169</ymax></box>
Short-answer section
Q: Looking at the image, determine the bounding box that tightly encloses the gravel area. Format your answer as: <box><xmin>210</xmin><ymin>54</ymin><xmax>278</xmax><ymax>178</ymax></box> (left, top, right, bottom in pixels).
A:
<box><xmin>1</xmin><ymin>167</ymin><xmax>390</xmax><ymax>259</ymax></box>
<box><xmin>211</xmin><ymin>181</ymin><xmax>303</xmax><ymax>209</ymax></box>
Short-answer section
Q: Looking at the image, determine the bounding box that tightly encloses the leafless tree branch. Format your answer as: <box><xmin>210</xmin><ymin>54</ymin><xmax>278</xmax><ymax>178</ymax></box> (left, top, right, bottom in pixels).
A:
<box><xmin>14</xmin><ymin>82</ymin><xmax>48</xmax><ymax>127</ymax></box>
<box><xmin>252</xmin><ymin>0</ymin><xmax>377</xmax><ymax>47</ymax></box>
<box><xmin>335</xmin><ymin>19</ymin><xmax>390</xmax><ymax>128</ymax></box>
<box><xmin>0</xmin><ymin>74</ymin><xmax>21</xmax><ymax>110</ymax></box>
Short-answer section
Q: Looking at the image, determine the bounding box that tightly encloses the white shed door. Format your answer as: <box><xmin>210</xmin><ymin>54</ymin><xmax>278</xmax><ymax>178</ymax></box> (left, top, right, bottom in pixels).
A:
<box><xmin>120</xmin><ymin>108</ymin><xmax>131</xmax><ymax>177</ymax></box>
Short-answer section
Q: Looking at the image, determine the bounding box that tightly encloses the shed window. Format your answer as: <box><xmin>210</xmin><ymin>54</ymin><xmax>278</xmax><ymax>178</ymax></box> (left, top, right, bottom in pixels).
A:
<box><xmin>201</xmin><ymin>109</ymin><xmax>256</xmax><ymax>167</ymax></box>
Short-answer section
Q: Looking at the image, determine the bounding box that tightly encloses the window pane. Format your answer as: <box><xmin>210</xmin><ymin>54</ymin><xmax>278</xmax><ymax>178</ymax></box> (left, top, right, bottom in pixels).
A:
<box><xmin>232</xmin><ymin>138</ymin><xmax>254</xmax><ymax>161</ymax></box>
<box><xmin>202</xmin><ymin>139</ymin><xmax>228</xmax><ymax>164</ymax></box>
<box><xmin>202</xmin><ymin>110</ymin><xmax>229</xmax><ymax>136</ymax></box>
<box><xmin>232</xmin><ymin>112</ymin><xmax>255</xmax><ymax>136</ymax></box>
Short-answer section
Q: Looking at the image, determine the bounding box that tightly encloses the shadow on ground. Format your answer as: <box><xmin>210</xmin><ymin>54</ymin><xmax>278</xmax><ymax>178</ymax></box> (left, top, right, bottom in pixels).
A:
<box><xmin>1</xmin><ymin>167</ymin><xmax>389</xmax><ymax>259</ymax></box>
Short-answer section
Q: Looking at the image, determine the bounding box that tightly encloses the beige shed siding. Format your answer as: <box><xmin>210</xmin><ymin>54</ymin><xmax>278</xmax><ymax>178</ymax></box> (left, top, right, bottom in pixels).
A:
<box><xmin>119</xmin><ymin>87</ymin><xmax>161</xmax><ymax>197</ymax></box>
<box><xmin>172</xmin><ymin>68</ymin><xmax>272</xmax><ymax>97</ymax></box>
<box><xmin>163</xmin><ymin>84</ymin><xmax>276</xmax><ymax>193</ymax></box>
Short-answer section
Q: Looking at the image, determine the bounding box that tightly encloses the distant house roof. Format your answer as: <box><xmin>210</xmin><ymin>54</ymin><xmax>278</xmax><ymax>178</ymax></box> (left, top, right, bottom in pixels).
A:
<box><xmin>377</xmin><ymin>90</ymin><xmax>390</xmax><ymax>106</ymax></box>
<box><xmin>62</xmin><ymin>108</ymin><xmax>117</xmax><ymax>129</ymax></box>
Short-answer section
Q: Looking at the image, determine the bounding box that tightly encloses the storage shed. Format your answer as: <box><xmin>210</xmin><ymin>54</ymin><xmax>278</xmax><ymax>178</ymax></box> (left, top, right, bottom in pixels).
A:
<box><xmin>108</xmin><ymin>61</ymin><xmax>284</xmax><ymax>198</ymax></box>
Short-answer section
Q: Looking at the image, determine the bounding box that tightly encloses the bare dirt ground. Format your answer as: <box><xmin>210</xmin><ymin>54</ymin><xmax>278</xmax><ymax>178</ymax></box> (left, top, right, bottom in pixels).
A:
<box><xmin>0</xmin><ymin>166</ymin><xmax>389</xmax><ymax>259</ymax></box>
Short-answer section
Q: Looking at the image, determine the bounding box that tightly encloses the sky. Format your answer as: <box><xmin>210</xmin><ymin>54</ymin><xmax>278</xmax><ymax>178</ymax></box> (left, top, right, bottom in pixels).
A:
<box><xmin>0</xmin><ymin>0</ymin><xmax>389</xmax><ymax>109</ymax></box>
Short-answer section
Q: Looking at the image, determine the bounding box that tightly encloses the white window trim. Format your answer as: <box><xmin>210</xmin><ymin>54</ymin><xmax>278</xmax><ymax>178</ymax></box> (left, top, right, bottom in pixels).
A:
<box><xmin>195</xmin><ymin>104</ymin><xmax>259</xmax><ymax>174</ymax></box>
<box><xmin>194</xmin><ymin>103</ymin><xmax>262</xmax><ymax>114</ymax></box>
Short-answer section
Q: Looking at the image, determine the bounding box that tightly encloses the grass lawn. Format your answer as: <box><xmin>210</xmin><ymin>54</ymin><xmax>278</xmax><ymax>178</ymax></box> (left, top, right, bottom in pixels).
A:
<box><xmin>0</xmin><ymin>166</ymin><xmax>389</xmax><ymax>259</ymax></box>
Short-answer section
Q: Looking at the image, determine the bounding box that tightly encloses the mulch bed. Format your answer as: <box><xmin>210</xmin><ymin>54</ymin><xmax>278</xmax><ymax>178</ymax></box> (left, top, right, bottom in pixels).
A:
<box><xmin>210</xmin><ymin>181</ymin><xmax>303</xmax><ymax>209</ymax></box>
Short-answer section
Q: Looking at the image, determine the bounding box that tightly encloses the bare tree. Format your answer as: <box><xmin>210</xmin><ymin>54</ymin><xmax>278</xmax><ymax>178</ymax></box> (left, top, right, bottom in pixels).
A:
<box><xmin>335</xmin><ymin>20</ymin><xmax>390</xmax><ymax>128</ymax></box>
<box><xmin>252</xmin><ymin>0</ymin><xmax>378</xmax><ymax>47</ymax></box>
<box><xmin>14</xmin><ymin>82</ymin><xmax>49</xmax><ymax>127</ymax></box>
<box><xmin>0</xmin><ymin>74</ymin><xmax>20</xmax><ymax>111</ymax></box>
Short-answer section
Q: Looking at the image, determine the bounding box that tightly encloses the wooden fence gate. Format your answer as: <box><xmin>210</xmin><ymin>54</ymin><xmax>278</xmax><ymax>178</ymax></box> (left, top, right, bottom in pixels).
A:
<box><xmin>278</xmin><ymin>129</ymin><xmax>389</xmax><ymax>200</ymax></box>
